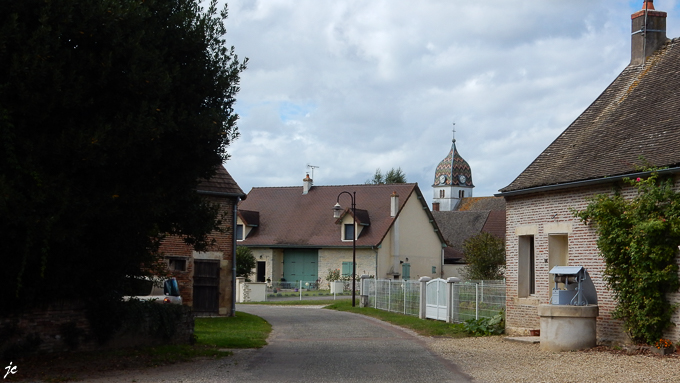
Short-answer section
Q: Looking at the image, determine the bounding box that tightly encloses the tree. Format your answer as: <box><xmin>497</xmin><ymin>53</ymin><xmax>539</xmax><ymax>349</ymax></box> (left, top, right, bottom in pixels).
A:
<box><xmin>366</xmin><ymin>167</ymin><xmax>407</xmax><ymax>184</ymax></box>
<box><xmin>462</xmin><ymin>232</ymin><xmax>505</xmax><ymax>280</ymax></box>
<box><xmin>236</xmin><ymin>247</ymin><xmax>256</xmax><ymax>282</ymax></box>
<box><xmin>574</xmin><ymin>171</ymin><xmax>680</xmax><ymax>344</ymax></box>
<box><xmin>0</xmin><ymin>0</ymin><xmax>247</xmax><ymax>310</ymax></box>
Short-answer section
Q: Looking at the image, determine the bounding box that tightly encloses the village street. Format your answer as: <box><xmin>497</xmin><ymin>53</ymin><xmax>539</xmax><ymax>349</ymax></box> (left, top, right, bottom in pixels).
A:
<box><xmin>88</xmin><ymin>305</ymin><xmax>472</xmax><ymax>383</ymax></box>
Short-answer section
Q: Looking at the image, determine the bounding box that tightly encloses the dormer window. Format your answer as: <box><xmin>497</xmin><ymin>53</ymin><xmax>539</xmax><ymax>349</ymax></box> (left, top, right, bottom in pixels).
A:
<box><xmin>236</xmin><ymin>224</ymin><xmax>244</xmax><ymax>241</ymax></box>
<box><xmin>344</xmin><ymin>224</ymin><xmax>355</xmax><ymax>240</ymax></box>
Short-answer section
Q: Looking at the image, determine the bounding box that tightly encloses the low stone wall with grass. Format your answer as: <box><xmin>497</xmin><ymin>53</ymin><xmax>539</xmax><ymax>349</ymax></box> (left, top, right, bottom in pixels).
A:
<box><xmin>0</xmin><ymin>300</ymin><xmax>193</xmax><ymax>359</ymax></box>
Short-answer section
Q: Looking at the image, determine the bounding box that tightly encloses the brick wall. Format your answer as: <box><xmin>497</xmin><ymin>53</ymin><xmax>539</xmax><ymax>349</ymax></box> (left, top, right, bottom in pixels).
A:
<box><xmin>505</xmin><ymin>182</ymin><xmax>680</xmax><ymax>344</ymax></box>
<box><xmin>159</xmin><ymin>195</ymin><xmax>237</xmax><ymax>315</ymax></box>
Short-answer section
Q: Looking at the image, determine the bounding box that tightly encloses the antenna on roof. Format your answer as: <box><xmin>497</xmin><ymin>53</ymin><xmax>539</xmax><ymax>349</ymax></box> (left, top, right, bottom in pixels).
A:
<box><xmin>307</xmin><ymin>164</ymin><xmax>319</xmax><ymax>180</ymax></box>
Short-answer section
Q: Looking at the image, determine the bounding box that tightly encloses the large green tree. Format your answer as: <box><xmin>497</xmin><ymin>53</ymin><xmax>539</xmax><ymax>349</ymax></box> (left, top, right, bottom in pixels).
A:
<box><xmin>462</xmin><ymin>232</ymin><xmax>506</xmax><ymax>281</ymax></box>
<box><xmin>0</xmin><ymin>0</ymin><xmax>247</xmax><ymax>310</ymax></box>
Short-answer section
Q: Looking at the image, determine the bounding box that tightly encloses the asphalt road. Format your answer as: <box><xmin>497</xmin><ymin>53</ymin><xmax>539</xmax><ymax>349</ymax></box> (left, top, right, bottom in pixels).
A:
<box><xmin>89</xmin><ymin>305</ymin><xmax>471</xmax><ymax>383</ymax></box>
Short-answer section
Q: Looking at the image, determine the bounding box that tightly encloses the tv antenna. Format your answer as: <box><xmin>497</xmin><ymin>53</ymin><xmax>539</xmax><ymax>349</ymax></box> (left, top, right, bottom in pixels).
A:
<box><xmin>307</xmin><ymin>164</ymin><xmax>319</xmax><ymax>180</ymax></box>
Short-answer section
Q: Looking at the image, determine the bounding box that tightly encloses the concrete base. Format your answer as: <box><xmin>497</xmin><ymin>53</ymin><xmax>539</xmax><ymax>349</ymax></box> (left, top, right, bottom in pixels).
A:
<box><xmin>538</xmin><ymin>304</ymin><xmax>598</xmax><ymax>352</ymax></box>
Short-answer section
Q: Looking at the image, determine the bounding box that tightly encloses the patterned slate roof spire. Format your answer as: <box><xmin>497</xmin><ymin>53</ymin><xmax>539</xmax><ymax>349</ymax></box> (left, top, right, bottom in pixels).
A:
<box><xmin>433</xmin><ymin>125</ymin><xmax>473</xmax><ymax>187</ymax></box>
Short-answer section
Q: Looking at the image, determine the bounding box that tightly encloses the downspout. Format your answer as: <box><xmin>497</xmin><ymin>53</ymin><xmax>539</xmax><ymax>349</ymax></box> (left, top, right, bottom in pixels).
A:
<box><xmin>231</xmin><ymin>197</ymin><xmax>240</xmax><ymax>317</ymax></box>
<box><xmin>372</xmin><ymin>246</ymin><xmax>379</xmax><ymax>278</ymax></box>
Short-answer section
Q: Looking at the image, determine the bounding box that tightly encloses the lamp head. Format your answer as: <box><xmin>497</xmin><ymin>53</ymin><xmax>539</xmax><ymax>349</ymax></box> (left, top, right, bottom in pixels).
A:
<box><xmin>333</xmin><ymin>202</ymin><xmax>342</xmax><ymax>218</ymax></box>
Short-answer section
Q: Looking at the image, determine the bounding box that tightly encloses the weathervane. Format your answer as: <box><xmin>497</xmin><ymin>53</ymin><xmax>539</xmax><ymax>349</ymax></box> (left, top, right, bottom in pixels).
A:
<box><xmin>452</xmin><ymin>122</ymin><xmax>456</xmax><ymax>143</ymax></box>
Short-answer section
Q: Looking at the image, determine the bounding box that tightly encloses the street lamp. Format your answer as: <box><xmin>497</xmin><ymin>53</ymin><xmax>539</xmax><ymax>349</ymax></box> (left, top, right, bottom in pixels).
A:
<box><xmin>333</xmin><ymin>191</ymin><xmax>357</xmax><ymax>307</ymax></box>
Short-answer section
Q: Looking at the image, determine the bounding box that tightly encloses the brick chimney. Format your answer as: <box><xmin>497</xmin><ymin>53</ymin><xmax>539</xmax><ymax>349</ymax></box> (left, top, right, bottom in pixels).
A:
<box><xmin>631</xmin><ymin>0</ymin><xmax>667</xmax><ymax>65</ymax></box>
<box><xmin>302</xmin><ymin>173</ymin><xmax>313</xmax><ymax>195</ymax></box>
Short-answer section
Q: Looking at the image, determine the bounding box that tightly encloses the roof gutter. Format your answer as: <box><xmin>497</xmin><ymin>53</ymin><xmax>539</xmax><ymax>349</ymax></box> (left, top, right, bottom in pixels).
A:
<box><xmin>496</xmin><ymin>167</ymin><xmax>680</xmax><ymax>197</ymax></box>
<box><xmin>197</xmin><ymin>189</ymin><xmax>248</xmax><ymax>199</ymax></box>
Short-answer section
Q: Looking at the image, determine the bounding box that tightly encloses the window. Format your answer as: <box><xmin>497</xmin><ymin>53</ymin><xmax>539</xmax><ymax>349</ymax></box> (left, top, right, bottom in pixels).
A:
<box><xmin>344</xmin><ymin>223</ymin><xmax>355</xmax><ymax>240</ymax></box>
<box><xmin>236</xmin><ymin>224</ymin><xmax>244</xmax><ymax>240</ymax></box>
<box><xmin>432</xmin><ymin>266</ymin><xmax>437</xmax><ymax>274</ymax></box>
<box><xmin>518</xmin><ymin>235</ymin><xmax>535</xmax><ymax>297</ymax></box>
<box><xmin>458</xmin><ymin>190</ymin><xmax>465</xmax><ymax>199</ymax></box>
<box><xmin>439</xmin><ymin>190</ymin><xmax>445</xmax><ymax>198</ymax></box>
<box><xmin>168</xmin><ymin>258</ymin><xmax>187</xmax><ymax>272</ymax></box>
<box><xmin>342</xmin><ymin>261</ymin><xmax>353</xmax><ymax>277</ymax></box>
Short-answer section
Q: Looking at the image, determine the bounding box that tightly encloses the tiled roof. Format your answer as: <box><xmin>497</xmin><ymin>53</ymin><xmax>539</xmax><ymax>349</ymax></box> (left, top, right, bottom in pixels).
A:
<box><xmin>197</xmin><ymin>165</ymin><xmax>246</xmax><ymax>197</ymax></box>
<box><xmin>238</xmin><ymin>183</ymin><xmax>442</xmax><ymax>248</ymax></box>
<box><xmin>501</xmin><ymin>38</ymin><xmax>680</xmax><ymax>193</ymax></box>
<box><xmin>433</xmin><ymin>142</ymin><xmax>474</xmax><ymax>187</ymax></box>
<box><xmin>433</xmin><ymin>208</ymin><xmax>506</xmax><ymax>262</ymax></box>
<box><xmin>457</xmin><ymin>196</ymin><xmax>506</xmax><ymax>211</ymax></box>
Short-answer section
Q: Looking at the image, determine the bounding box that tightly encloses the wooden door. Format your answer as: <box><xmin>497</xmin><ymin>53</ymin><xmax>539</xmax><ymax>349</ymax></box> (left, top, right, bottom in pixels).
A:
<box><xmin>193</xmin><ymin>260</ymin><xmax>220</xmax><ymax>313</ymax></box>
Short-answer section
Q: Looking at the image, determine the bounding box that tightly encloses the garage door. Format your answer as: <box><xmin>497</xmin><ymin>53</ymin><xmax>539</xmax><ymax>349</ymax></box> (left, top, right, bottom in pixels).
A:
<box><xmin>283</xmin><ymin>249</ymin><xmax>318</xmax><ymax>283</ymax></box>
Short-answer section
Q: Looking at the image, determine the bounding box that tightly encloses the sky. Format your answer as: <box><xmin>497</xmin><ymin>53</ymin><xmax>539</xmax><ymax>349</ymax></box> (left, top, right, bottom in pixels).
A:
<box><xmin>219</xmin><ymin>0</ymin><xmax>680</xmax><ymax>207</ymax></box>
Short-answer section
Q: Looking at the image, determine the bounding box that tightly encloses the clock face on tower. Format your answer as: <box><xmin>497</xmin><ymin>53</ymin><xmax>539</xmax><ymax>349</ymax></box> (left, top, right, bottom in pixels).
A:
<box><xmin>459</xmin><ymin>175</ymin><xmax>467</xmax><ymax>184</ymax></box>
<box><xmin>439</xmin><ymin>174</ymin><xmax>446</xmax><ymax>184</ymax></box>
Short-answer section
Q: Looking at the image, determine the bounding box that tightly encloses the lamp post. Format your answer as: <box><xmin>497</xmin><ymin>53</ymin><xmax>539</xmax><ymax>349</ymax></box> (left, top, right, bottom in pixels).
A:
<box><xmin>333</xmin><ymin>191</ymin><xmax>356</xmax><ymax>307</ymax></box>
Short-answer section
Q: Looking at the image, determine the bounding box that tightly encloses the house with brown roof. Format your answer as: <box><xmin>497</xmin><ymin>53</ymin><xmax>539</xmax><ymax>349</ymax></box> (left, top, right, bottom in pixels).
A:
<box><xmin>160</xmin><ymin>165</ymin><xmax>246</xmax><ymax>316</ymax></box>
<box><xmin>498</xmin><ymin>0</ymin><xmax>680</xmax><ymax>343</ymax></box>
<box><xmin>434</xmin><ymin>197</ymin><xmax>506</xmax><ymax>278</ymax></box>
<box><xmin>237</xmin><ymin>177</ymin><xmax>446</xmax><ymax>286</ymax></box>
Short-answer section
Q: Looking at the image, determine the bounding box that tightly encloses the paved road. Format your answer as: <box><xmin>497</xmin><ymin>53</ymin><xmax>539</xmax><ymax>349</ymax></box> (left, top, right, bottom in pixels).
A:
<box><xmin>89</xmin><ymin>305</ymin><xmax>471</xmax><ymax>383</ymax></box>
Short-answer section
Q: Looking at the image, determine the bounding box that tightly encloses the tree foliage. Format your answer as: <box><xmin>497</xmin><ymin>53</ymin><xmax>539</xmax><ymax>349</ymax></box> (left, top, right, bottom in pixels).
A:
<box><xmin>574</xmin><ymin>171</ymin><xmax>680</xmax><ymax>344</ymax></box>
<box><xmin>366</xmin><ymin>167</ymin><xmax>407</xmax><ymax>184</ymax></box>
<box><xmin>462</xmin><ymin>232</ymin><xmax>505</xmax><ymax>280</ymax></box>
<box><xmin>236</xmin><ymin>247</ymin><xmax>256</xmax><ymax>282</ymax></box>
<box><xmin>0</xmin><ymin>0</ymin><xmax>247</xmax><ymax>310</ymax></box>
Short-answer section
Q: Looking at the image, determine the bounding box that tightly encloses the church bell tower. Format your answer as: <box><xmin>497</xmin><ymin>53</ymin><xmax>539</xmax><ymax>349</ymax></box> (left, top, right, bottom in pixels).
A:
<box><xmin>432</xmin><ymin>125</ymin><xmax>474</xmax><ymax>211</ymax></box>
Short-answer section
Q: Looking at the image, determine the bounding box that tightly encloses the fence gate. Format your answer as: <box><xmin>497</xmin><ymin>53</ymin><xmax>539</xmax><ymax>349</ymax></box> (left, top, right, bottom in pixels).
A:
<box><xmin>193</xmin><ymin>260</ymin><xmax>220</xmax><ymax>313</ymax></box>
<box><xmin>426</xmin><ymin>278</ymin><xmax>447</xmax><ymax>321</ymax></box>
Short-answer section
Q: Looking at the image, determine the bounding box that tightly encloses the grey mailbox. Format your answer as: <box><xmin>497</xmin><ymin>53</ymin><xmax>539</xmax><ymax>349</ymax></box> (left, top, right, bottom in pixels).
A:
<box><xmin>549</xmin><ymin>266</ymin><xmax>597</xmax><ymax>306</ymax></box>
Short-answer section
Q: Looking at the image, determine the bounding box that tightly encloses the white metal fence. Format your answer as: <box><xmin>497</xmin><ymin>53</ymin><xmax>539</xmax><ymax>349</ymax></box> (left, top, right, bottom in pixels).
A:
<box><xmin>363</xmin><ymin>279</ymin><xmax>421</xmax><ymax>316</ymax></box>
<box><xmin>451</xmin><ymin>280</ymin><xmax>505</xmax><ymax>323</ymax></box>
<box><xmin>362</xmin><ymin>278</ymin><xmax>505</xmax><ymax>322</ymax></box>
<box><xmin>266</xmin><ymin>280</ymin><xmax>352</xmax><ymax>301</ymax></box>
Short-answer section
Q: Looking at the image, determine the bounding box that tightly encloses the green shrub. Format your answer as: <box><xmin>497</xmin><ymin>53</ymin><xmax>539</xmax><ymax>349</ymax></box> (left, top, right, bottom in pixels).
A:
<box><xmin>463</xmin><ymin>310</ymin><xmax>504</xmax><ymax>336</ymax></box>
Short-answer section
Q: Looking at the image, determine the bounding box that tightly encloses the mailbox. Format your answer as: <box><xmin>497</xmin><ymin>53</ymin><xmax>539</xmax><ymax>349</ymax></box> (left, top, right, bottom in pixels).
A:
<box><xmin>549</xmin><ymin>266</ymin><xmax>597</xmax><ymax>306</ymax></box>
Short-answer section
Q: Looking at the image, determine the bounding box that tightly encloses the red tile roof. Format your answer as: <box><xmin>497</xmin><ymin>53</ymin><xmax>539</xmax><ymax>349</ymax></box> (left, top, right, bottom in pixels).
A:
<box><xmin>238</xmin><ymin>183</ymin><xmax>442</xmax><ymax>248</ymax></box>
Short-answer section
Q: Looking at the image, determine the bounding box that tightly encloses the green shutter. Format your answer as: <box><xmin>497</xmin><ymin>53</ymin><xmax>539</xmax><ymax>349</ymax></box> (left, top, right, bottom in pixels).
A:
<box><xmin>402</xmin><ymin>263</ymin><xmax>411</xmax><ymax>280</ymax></box>
<box><xmin>342</xmin><ymin>261</ymin><xmax>353</xmax><ymax>277</ymax></box>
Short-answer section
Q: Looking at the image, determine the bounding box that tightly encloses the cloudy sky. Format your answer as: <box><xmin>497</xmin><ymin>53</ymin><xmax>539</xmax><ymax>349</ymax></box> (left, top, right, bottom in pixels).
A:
<box><xmin>219</xmin><ymin>0</ymin><xmax>680</xmax><ymax>207</ymax></box>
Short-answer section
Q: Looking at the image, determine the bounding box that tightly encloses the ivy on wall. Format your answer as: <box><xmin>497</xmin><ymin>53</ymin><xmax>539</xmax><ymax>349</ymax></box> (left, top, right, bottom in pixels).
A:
<box><xmin>574</xmin><ymin>170</ymin><xmax>680</xmax><ymax>345</ymax></box>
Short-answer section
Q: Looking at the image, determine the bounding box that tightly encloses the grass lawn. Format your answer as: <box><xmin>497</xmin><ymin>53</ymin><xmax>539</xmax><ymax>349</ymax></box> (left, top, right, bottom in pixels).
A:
<box><xmin>194</xmin><ymin>311</ymin><xmax>272</xmax><ymax>348</ymax></box>
<box><xmin>323</xmin><ymin>300</ymin><xmax>468</xmax><ymax>338</ymax></box>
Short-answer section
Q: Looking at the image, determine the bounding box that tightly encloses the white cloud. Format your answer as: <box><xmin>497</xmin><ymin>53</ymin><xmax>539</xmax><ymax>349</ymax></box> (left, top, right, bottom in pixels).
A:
<box><xmin>222</xmin><ymin>0</ymin><xmax>680</xmax><ymax>202</ymax></box>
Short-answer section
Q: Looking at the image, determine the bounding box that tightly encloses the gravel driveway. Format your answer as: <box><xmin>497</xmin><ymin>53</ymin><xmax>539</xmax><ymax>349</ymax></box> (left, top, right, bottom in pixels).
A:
<box><xmin>429</xmin><ymin>336</ymin><xmax>680</xmax><ymax>383</ymax></box>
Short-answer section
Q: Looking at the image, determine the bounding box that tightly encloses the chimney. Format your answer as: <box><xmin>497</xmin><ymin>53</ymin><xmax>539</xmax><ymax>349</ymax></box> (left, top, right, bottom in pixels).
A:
<box><xmin>631</xmin><ymin>0</ymin><xmax>667</xmax><ymax>65</ymax></box>
<box><xmin>302</xmin><ymin>173</ymin><xmax>313</xmax><ymax>195</ymax></box>
<box><xmin>390</xmin><ymin>191</ymin><xmax>399</xmax><ymax>217</ymax></box>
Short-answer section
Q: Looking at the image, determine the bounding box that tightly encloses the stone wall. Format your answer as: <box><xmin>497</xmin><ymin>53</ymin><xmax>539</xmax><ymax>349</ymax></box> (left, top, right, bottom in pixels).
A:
<box><xmin>0</xmin><ymin>301</ymin><xmax>193</xmax><ymax>358</ymax></box>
